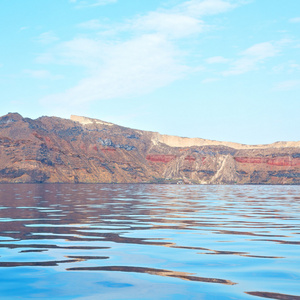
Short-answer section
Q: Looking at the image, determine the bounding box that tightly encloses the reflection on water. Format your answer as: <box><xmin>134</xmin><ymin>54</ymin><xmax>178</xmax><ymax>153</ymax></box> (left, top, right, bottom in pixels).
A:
<box><xmin>0</xmin><ymin>184</ymin><xmax>299</xmax><ymax>299</ymax></box>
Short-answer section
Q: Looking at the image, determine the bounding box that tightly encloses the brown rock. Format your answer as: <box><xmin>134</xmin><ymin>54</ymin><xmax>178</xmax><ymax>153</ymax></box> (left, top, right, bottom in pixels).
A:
<box><xmin>0</xmin><ymin>113</ymin><xmax>299</xmax><ymax>184</ymax></box>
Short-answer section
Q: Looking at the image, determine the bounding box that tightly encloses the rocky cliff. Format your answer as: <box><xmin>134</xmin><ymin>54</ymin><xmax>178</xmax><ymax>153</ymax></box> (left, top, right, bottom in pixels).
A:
<box><xmin>0</xmin><ymin>113</ymin><xmax>299</xmax><ymax>184</ymax></box>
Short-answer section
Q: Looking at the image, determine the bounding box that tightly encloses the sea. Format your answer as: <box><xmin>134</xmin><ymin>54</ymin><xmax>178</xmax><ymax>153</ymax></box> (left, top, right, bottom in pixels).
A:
<box><xmin>0</xmin><ymin>184</ymin><xmax>299</xmax><ymax>300</ymax></box>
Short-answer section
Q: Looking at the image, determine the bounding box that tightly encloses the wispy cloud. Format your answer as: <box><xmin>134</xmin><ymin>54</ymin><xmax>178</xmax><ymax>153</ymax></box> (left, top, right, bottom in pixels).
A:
<box><xmin>24</xmin><ymin>69</ymin><xmax>64</xmax><ymax>80</ymax></box>
<box><xmin>40</xmin><ymin>34</ymin><xmax>188</xmax><ymax>106</ymax></box>
<box><xmin>37</xmin><ymin>37</ymin><xmax>106</xmax><ymax>68</ymax></box>
<box><xmin>272</xmin><ymin>61</ymin><xmax>300</xmax><ymax>74</ymax></box>
<box><xmin>202</xmin><ymin>77</ymin><xmax>220</xmax><ymax>83</ymax></box>
<box><xmin>77</xmin><ymin>19</ymin><xmax>104</xmax><ymax>30</ymax></box>
<box><xmin>205</xmin><ymin>56</ymin><xmax>229</xmax><ymax>64</ymax></box>
<box><xmin>20</xmin><ymin>26</ymin><xmax>29</xmax><ymax>31</ymax></box>
<box><xmin>38</xmin><ymin>0</ymin><xmax>248</xmax><ymax>111</ymax></box>
<box><xmin>70</xmin><ymin>0</ymin><xmax>117</xmax><ymax>9</ymax></box>
<box><xmin>177</xmin><ymin>0</ymin><xmax>240</xmax><ymax>16</ymax></box>
<box><xmin>35</xmin><ymin>31</ymin><xmax>59</xmax><ymax>45</ymax></box>
<box><xmin>223</xmin><ymin>42</ymin><xmax>279</xmax><ymax>76</ymax></box>
<box><xmin>274</xmin><ymin>79</ymin><xmax>300</xmax><ymax>91</ymax></box>
<box><xmin>289</xmin><ymin>17</ymin><xmax>300</xmax><ymax>23</ymax></box>
<box><xmin>131</xmin><ymin>12</ymin><xmax>205</xmax><ymax>38</ymax></box>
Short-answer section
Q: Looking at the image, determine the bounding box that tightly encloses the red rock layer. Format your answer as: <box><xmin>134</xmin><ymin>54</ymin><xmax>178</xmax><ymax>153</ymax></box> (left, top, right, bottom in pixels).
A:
<box><xmin>146</xmin><ymin>155</ymin><xmax>176</xmax><ymax>163</ymax></box>
<box><xmin>184</xmin><ymin>156</ymin><xmax>196</xmax><ymax>161</ymax></box>
<box><xmin>234</xmin><ymin>157</ymin><xmax>300</xmax><ymax>167</ymax></box>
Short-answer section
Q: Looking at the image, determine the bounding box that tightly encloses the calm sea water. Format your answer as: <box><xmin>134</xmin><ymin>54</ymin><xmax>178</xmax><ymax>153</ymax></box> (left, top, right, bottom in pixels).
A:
<box><xmin>0</xmin><ymin>184</ymin><xmax>299</xmax><ymax>300</ymax></box>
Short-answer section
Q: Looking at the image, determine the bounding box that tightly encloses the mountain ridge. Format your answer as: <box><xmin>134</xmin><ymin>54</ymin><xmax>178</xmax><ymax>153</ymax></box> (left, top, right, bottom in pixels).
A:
<box><xmin>70</xmin><ymin>115</ymin><xmax>300</xmax><ymax>149</ymax></box>
<box><xmin>0</xmin><ymin>112</ymin><xmax>299</xmax><ymax>184</ymax></box>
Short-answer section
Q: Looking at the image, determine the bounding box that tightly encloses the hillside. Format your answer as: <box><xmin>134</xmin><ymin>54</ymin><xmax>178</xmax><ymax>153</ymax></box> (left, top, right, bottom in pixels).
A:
<box><xmin>0</xmin><ymin>113</ymin><xmax>299</xmax><ymax>184</ymax></box>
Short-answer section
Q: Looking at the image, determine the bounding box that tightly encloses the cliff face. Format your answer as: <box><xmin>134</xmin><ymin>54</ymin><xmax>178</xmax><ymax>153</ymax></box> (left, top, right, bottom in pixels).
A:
<box><xmin>0</xmin><ymin>113</ymin><xmax>299</xmax><ymax>184</ymax></box>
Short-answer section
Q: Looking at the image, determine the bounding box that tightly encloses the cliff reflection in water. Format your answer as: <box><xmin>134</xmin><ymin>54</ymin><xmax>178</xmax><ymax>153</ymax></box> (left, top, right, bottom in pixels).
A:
<box><xmin>0</xmin><ymin>184</ymin><xmax>299</xmax><ymax>300</ymax></box>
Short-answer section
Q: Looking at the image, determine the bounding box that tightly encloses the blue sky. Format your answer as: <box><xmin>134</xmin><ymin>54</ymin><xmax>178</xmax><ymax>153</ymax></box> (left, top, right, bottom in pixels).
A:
<box><xmin>0</xmin><ymin>0</ymin><xmax>299</xmax><ymax>144</ymax></box>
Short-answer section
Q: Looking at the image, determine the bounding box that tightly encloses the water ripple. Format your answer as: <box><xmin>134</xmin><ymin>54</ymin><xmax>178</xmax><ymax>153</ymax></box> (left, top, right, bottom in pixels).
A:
<box><xmin>0</xmin><ymin>184</ymin><xmax>299</xmax><ymax>299</ymax></box>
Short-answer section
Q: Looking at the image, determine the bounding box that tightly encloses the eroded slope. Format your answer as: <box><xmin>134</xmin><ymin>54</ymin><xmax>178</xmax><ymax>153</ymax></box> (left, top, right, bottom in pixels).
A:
<box><xmin>0</xmin><ymin>113</ymin><xmax>299</xmax><ymax>184</ymax></box>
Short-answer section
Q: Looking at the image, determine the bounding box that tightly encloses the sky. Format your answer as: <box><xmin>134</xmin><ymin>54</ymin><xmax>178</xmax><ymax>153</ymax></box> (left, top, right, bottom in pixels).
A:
<box><xmin>0</xmin><ymin>0</ymin><xmax>299</xmax><ymax>145</ymax></box>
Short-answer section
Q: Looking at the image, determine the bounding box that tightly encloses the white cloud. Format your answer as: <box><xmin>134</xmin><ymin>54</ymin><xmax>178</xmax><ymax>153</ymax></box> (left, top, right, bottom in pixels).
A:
<box><xmin>38</xmin><ymin>0</ymin><xmax>248</xmax><ymax>111</ymax></box>
<box><xmin>178</xmin><ymin>0</ymin><xmax>239</xmax><ymax>17</ymax></box>
<box><xmin>24</xmin><ymin>69</ymin><xmax>64</xmax><ymax>80</ymax></box>
<box><xmin>290</xmin><ymin>63</ymin><xmax>300</xmax><ymax>71</ymax></box>
<box><xmin>77</xmin><ymin>19</ymin><xmax>104</xmax><ymax>30</ymax></box>
<box><xmin>274</xmin><ymin>79</ymin><xmax>300</xmax><ymax>91</ymax></box>
<box><xmin>41</xmin><ymin>34</ymin><xmax>188</xmax><ymax>107</ymax></box>
<box><xmin>223</xmin><ymin>42</ymin><xmax>279</xmax><ymax>75</ymax></box>
<box><xmin>272</xmin><ymin>61</ymin><xmax>300</xmax><ymax>74</ymax></box>
<box><xmin>132</xmin><ymin>12</ymin><xmax>205</xmax><ymax>38</ymax></box>
<box><xmin>205</xmin><ymin>56</ymin><xmax>229</xmax><ymax>64</ymax></box>
<box><xmin>242</xmin><ymin>42</ymin><xmax>278</xmax><ymax>58</ymax></box>
<box><xmin>35</xmin><ymin>31</ymin><xmax>59</xmax><ymax>45</ymax></box>
<box><xmin>37</xmin><ymin>37</ymin><xmax>105</xmax><ymax>67</ymax></box>
<box><xmin>70</xmin><ymin>0</ymin><xmax>117</xmax><ymax>8</ymax></box>
<box><xmin>202</xmin><ymin>77</ymin><xmax>219</xmax><ymax>83</ymax></box>
<box><xmin>289</xmin><ymin>17</ymin><xmax>300</xmax><ymax>23</ymax></box>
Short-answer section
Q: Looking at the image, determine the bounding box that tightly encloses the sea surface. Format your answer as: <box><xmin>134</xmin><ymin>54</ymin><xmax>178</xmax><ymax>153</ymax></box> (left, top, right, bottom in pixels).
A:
<box><xmin>0</xmin><ymin>184</ymin><xmax>299</xmax><ymax>300</ymax></box>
